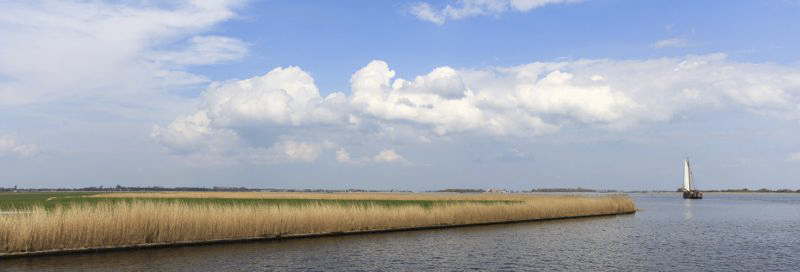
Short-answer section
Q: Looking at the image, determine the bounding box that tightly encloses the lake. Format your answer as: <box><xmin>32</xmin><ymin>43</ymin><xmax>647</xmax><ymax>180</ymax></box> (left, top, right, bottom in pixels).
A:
<box><xmin>2</xmin><ymin>193</ymin><xmax>799</xmax><ymax>271</ymax></box>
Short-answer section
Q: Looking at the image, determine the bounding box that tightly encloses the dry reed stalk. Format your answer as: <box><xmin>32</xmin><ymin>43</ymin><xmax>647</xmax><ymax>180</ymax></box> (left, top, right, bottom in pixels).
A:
<box><xmin>0</xmin><ymin>195</ymin><xmax>635</xmax><ymax>254</ymax></box>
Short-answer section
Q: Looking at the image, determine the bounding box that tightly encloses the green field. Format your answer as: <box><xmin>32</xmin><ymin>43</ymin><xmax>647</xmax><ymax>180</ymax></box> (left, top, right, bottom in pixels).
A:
<box><xmin>0</xmin><ymin>192</ymin><xmax>98</xmax><ymax>210</ymax></box>
<box><xmin>0</xmin><ymin>192</ymin><xmax>521</xmax><ymax>210</ymax></box>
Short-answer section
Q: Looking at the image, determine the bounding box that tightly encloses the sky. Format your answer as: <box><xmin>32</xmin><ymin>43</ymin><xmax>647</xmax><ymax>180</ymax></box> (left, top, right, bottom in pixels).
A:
<box><xmin>1</xmin><ymin>0</ymin><xmax>800</xmax><ymax>191</ymax></box>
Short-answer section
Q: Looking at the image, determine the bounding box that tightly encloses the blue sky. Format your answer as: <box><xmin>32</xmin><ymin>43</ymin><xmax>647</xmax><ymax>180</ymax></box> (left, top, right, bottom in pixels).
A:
<box><xmin>230</xmin><ymin>1</ymin><xmax>798</xmax><ymax>75</ymax></box>
<box><xmin>1</xmin><ymin>0</ymin><xmax>800</xmax><ymax>190</ymax></box>
<box><xmin>193</xmin><ymin>0</ymin><xmax>800</xmax><ymax>93</ymax></box>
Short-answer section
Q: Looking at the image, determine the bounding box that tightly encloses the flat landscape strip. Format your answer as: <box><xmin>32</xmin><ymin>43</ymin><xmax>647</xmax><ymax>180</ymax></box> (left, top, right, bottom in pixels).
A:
<box><xmin>3</xmin><ymin>197</ymin><xmax>523</xmax><ymax>210</ymax></box>
<box><xmin>0</xmin><ymin>194</ymin><xmax>636</xmax><ymax>255</ymax></box>
<box><xmin>88</xmin><ymin>192</ymin><xmax>600</xmax><ymax>201</ymax></box>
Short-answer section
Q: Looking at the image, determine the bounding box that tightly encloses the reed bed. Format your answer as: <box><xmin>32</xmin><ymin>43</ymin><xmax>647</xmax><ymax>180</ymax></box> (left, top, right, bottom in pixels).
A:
<box><xmin>0</xmin><ymin>195</ymin><xmax>635</xmax><ymax>254</ymax></box>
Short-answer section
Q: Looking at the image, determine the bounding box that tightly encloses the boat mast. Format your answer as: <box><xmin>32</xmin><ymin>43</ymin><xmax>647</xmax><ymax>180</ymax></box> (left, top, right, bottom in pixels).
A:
<box><xmin>683</xmin><ymin>159</ymin><xmax>692</xmax><ymax>191</ymax></box>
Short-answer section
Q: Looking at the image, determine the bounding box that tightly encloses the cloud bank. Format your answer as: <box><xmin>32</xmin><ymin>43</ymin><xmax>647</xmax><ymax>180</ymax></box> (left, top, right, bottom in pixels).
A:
<box><xmin>0</xmin><ymin>0</ymin><xmax>246</xmax><ymax>105</ymax></box>
<box><xmin>154</xmin><ymin>53</ymin><xmax>800</xmax><ymax>165</ymax></box>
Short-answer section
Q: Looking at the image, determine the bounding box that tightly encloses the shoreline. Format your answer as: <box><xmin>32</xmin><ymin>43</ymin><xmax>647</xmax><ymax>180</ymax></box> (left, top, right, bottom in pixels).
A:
<box><xmin>0</xmin><ymin>210</ymin><xmax>635</xmax><ymax>260</ymax></box>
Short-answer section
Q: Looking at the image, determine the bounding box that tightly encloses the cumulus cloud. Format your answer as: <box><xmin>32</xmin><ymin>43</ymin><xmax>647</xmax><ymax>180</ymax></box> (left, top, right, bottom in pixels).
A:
<box><xmin>0</xmin><ymin>134</ymin><xmax>39</xmax><ymax>158</ymax></box>
<box><xmin>0</xmin><ymin>0</ymin><xmax>245</xmax><ymax>105</ymax></box>
<box><xmin>150</xmin><ymin>111</ymin><xmax>237</xmax><ymax>155</ymax></box>
<box><xmin>512</xmin><ymin>70</ymin><xmax>640</xmax><ymax>124</ymax></box>
<box><xmin>151</xmin><ymin>66</ymin><xmax>347</xmax><ymax>164</ymax></box>
<box><xmin>203</xmin><ymin>66</ymin><xmax>346</xmax><ymax>127</ymax></box>
<box><xmin>409</xmin><ymin>0</ymin><xmax>579</xmax><ymax>24</ymax></box>
<box><xmin>351</xmin><ymin>60</ymin><xmax>557</xmax><ymax>136</ymax></box>
<box><xmin>789</xmin><ymin>152</ymin><xmax>800</xmax><ymax>162</ymax></box>
<box><xmin>155</xmin><ymin>53</ymin><xmax>800</xmax><ymax>165</ymax></box>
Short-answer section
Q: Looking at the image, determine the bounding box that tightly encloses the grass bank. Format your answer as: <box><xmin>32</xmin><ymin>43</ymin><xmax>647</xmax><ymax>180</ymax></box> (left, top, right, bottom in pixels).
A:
<box><xmin>0</xmin><ymin>193</ymin><xmax>635</xmax><ymax>255</ymax></box>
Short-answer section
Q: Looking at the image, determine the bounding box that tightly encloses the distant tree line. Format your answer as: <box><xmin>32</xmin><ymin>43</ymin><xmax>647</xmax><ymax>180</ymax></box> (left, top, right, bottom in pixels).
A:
<box><xmin>530</xmin><ymin>187</ymin><xmax>612</xmax><ymax>193</ymax></box>
<box><xmin>430</xmin><ymin>188</ymin><xmax>619</xmax><ymax>193</ymax></box>
<box><xmin>0</xmin><ymin>185</ymin><xmax>410</xmax><ymax>193</ymax></box>
<box><xmin>433</xmin><ymin>189</ymin><xmax>488</xmax><ymax>193</ymax></box>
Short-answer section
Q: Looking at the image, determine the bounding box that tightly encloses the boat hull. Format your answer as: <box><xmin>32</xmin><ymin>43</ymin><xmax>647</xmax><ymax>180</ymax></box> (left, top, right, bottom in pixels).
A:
<box><xmin>683</xmin><ymin>190</ymin><xmax>703</xmax><ymax>199</ymax></box>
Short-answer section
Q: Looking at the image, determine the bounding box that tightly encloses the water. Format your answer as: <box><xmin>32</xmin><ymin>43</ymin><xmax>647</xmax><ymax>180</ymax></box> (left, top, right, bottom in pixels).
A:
<box><xmin>2</xmin><ymin>193</ymin><xmax>799</xmax><ymax>271</ymax></box>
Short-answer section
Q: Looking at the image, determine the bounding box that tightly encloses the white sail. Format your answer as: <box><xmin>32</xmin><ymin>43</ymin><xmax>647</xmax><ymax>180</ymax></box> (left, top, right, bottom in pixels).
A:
<box><xmin>683</xmin><ymin>159</ymin><xmax>692</xmax><ymax>191</ymax></box>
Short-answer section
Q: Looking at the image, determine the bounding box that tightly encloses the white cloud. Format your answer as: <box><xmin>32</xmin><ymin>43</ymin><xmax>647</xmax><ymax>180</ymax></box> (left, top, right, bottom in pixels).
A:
<box><xmin>0</xmin><ymin>134</ymin><xmax>39</xmax><ymax>158</ymax></box>
<box><xmin>0</xmin><ymin>0</ymin><xmax>245</xmax><ymax>105</ymax></box>
<box><xmin>148</xmin><ymin>36</ymin><xmax>248</xmax><ymax>66</ymax></box>
<box><xmin>653</xmin><ymin>37</ymin><xmax>692</xmax><ymax>49</ymax></box>
<box><xmin>374</xmin><ymin>149</ymin><xmax>406</xmax><ymax>163</ymax></box>
<box><xmin>203</xmin><ymin>66</ymin><xmax>346</xmax><ymax>127</ymax></box>
<box><xmin>151</xmin><ymin>65</ymin><xmax>348</xmax><ymax>165</ymax></box>
<box><xmin>150</xmin><ymin>111</ymin><xmax>237</xmax><ymax>154</ymax></box>
<box><xmin>512</xmin><ymin>70</ymin><xmax>640</xmax><ymax>124</ymax></box>
<box><xmin>789</xmin><ymin>152</ymin><xmax>800</xmax><ymax>162</ymax></box>
<box><xmin>409</xmin><ymin>3</ymin><xmax>445</xmax><ymax>24</ymax></box>
<box><xmin>351</xmin><ymin>60</ymin><xmax>557</xmax><ymax>136</ymax></box>
<box><xmin>155</xmin><ymin>54</ymin><xmax>800</xmax><ymax>165</ymax></box>
<box><xmin>410</xmin><ymin>0</ymin><xmax>579</xmax><ymax>24</ymax></box>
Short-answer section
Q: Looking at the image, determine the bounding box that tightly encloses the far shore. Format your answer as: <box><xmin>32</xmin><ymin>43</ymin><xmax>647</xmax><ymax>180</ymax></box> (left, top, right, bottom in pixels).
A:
<box><xmin>629</xmin><ymin>191</ymin><xmax>800</xmax><ymax>194</ymax></box>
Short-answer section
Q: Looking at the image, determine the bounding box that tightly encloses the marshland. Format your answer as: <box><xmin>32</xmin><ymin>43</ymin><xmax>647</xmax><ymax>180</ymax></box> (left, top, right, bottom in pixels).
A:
<box><xmin>0</xmin><ymin>192</ymin><xmax>635</xmax><ymax>255</ymax></box>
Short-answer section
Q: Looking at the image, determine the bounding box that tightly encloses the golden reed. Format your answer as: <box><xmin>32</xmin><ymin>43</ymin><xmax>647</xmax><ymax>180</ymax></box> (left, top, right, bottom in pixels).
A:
<box><xmin>0</xmin><ymin>194</ymin><xmax>634</xmax><ymax>254</ymax></box>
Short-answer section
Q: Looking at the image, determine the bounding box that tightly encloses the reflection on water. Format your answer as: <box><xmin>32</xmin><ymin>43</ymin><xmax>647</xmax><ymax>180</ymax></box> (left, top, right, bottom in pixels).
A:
<box><xmin>2</xmin><ymin>193</ymin><xmax>799</xmax><ymax>271</ymax></box>
<box><xmin>683</xmin><ymin>199</ymin><xmax>693</xmax><ymax>221</ymax></box>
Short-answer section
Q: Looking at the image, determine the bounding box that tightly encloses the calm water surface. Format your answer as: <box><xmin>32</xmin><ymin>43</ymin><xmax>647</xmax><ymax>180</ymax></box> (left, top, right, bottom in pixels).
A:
<box><xmin>2</xmin><ymin>193</ymin><xmax>799</xmax><ymax>271</ymax></box>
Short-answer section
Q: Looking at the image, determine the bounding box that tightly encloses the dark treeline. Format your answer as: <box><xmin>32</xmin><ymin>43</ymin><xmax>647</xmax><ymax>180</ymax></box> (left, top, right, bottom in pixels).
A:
<box><xmin>530</xmin><ymin>187</ymin><xmax>619</xmax><ymax>193</ymax></box>
<box><xmin>433</xmin><ymin>189</ymin><xmax>488</xmax><ymax>193</ymax></box>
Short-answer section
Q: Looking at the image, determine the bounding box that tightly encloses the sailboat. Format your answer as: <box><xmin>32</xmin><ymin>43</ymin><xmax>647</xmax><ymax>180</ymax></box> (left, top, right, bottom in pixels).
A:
<box><xmin>682</xmin><ymin>159</ymin><xmax>703</xmax><ymax>199</ymax></box>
